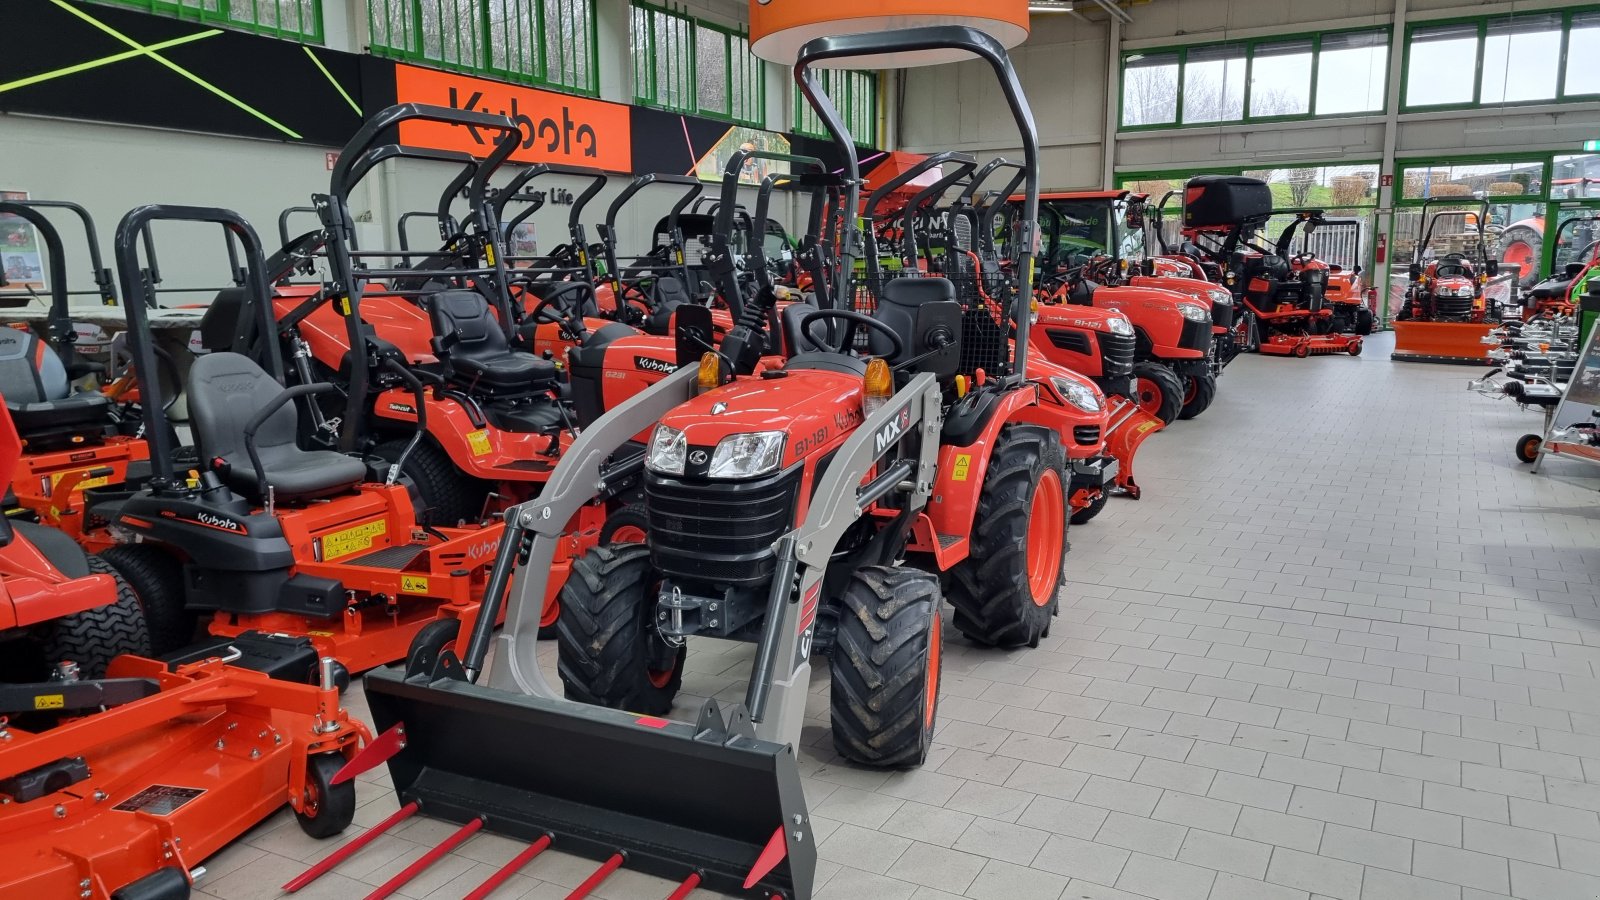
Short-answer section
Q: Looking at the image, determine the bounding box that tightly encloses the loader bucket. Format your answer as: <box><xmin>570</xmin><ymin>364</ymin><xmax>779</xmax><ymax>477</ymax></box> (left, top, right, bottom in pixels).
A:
<box><xmin>362</xmin><ymin>666</ymin><xmax>816</xmax><ymax>899</ymax></box>
<box><xmin>1391</xmin><ymin>321</ymin><xmax>1496</xmax><ymax>364</ymax></box>
<box><xmin>1104</xmin><ymin>396</ymin><xmax>1163</xmax><ymax>500</ymax></box>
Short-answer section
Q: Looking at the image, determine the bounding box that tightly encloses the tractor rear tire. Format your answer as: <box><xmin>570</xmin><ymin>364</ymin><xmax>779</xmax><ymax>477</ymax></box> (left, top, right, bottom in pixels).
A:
<box><xmin>1131</xmin><ymin>362</ymin><xmax>1184</xmax><ymax>425</ymax></box>
<box><xmin>374</xmin><ymin>438</ymin><xmax>487</xmax><ymax>527</ymax></box>
<box><xmin>1178</xmin><ymin>374</ymin><xmax>1217</xmax><ymax>420</ymax></box>
<box><xmin>1069</xmin><ymin>490</ymin><xmax>1108</xmax><ymax>526</ymax></box>
<box><xmin>97</xmin><ymin>544</ymin><xmax>194</xmax><ymax>655</ymax></box>
<box><xmin>556</xmin><ymin>543</ymin><xmax>685</xmax><ymax>715</ymax></box>
<box><xmin>295</xmin><ymin>752</ymin><xmax>356</xmax><ymax>839</ymax></box>
<box><xmin>1354</xmin><ymin>307</ymin><xmax>1376</xmax><ymax>335</ymax></box>
<box><xmin>40</xmin><ymin>556</ymin><xmax>151</xmax><ymax>680</ymax></box>
<box><xmin>947</xmin><ymin>425</ymin><xmax>1066</xmax><ymax>649</ymax></box>
<box><xmin>1499</xmin><ymin>224</ymin><xmax>1543</xmax><ymax>288</ymax></box>
<box><xmin>829</xmin><ymin>566</ymin><xmax>943</xmax><ymax>768</ymax></box>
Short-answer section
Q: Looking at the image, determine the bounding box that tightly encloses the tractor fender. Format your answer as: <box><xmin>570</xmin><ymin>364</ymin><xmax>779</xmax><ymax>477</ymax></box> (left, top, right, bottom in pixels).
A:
<box><xmin>924</xmin><ymin>386</ymin><xmax>1040</xmax><ymax>546</ymax></box>
<box><xmin>371</xmin><ymin>388</ymin><xmax>556</xmax><ymax>481</ymax></box>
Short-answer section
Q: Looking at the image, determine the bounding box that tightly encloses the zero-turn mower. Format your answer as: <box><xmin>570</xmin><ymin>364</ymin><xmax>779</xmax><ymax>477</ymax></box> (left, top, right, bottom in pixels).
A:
<box><xmin>291</xmin><ymin>26</ymin><xmax>1062</xmax><ymax>900</ymax></box>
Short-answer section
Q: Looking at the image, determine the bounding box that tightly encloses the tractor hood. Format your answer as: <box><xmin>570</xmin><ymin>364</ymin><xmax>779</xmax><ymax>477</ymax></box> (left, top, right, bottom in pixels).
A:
<box><xmin>1130</xmin><ymin>274</ymin><xmax>1228</xmax><ymax>303</ymax></box>
<box><xmin>657</xmin><ymin>368</ymin><xmax>866</xmax><ymax>471</ymax></box>
<box><xmin>1094</xmin><ymin>284</ymin><xmax>1203</xmax><ymax>314</ymax></box>
<box><xmin>1035</xmin><ymin>303</ymin><xmax>1132</xmax><ymax>333</ymax></box>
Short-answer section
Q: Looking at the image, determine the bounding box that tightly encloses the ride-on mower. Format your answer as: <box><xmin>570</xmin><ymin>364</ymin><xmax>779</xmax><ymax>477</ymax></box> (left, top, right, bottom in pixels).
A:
<box><xmin>291</xmin><ymin>26</ymin><xmax>1058</xmax><ymax>900</ymax></box>
<box><xmin>91</xmin><ymin>204</ymin><xmax>500</xmax><ymax>678</ymax></box>
<box><xmin>1519</xmin><ymin>215</ymin><xmax>1600</xmax><ymax>320</ymax></box>
<box><xmin>1392</xmin><ymin>198</ymin><xmax>1501</xmax><ymax>363</ymax></box>
<box><xmin>1</xmin><ymin>200</ymin><xmax>155</xmax><ymax>550</ymax></box>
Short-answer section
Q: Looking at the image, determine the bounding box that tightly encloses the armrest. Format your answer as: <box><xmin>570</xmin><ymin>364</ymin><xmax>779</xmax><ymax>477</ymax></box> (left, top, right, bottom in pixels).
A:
<box><xmin>243</xmin><ymin>382</ymin><xmax>336</xmax><ymax>498</ymax></box>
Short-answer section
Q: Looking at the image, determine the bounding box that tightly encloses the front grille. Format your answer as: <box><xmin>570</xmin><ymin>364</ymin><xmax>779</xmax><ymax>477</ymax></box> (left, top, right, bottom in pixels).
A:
<box><xmin>1047</xmin><ymin>328</ymin><xmax>1092</xmax><ymax>355</ymax></box>
<box><xmin>1073</xmin><ymin>425</ymin><xmax>1101</xmax><ymax>446</ymax></box>
<box><xmin>1094</xmin><ymin>331</ymin><xmax>1136</xmax><ymax>377</ymax></box>
<box><xmin>645</xmin><ymin>467</ymin><xmax>801</xmax><ymax>587</ymax></box>
<box><xmin>1180</xmin><ymin>318</ymin><xmax>1212</xmax><ymax>352</ymax></box>
<box><xmin>1434</xmin><ymin>298</ymin><xmax>1475</xmax><ymax>320</ymax></box>
<box><xmin>1211</xmin><ymin>299</ymin><xmax>1234</xmax><ymax>329</ymax></box>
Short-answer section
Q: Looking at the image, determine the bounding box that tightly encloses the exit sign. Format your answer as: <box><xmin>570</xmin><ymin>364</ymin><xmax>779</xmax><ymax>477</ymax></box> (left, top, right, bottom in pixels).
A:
<box><xmin>1585</xmin><ymin>140</ymin><xmax>1600</xmax><ymax>152</ymax></box>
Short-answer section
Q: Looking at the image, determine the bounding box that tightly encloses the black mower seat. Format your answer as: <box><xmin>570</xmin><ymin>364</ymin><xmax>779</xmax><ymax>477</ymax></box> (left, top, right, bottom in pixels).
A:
<box><xmin>188</xmin><ymin>352</ymin><xmax>366</xmax><ymax>502</ymax></box>
<box><xmin>1530</xmin><ymin>277</ymin><xmax>1575</xmax><ymax>301</ymax></box>
<box><xmin>423</xmin><ymin>289</ymin><xmax>557</xmax><ymax>393</ymax></box>
<box><xmin>0</xmin><ymin>328</ymin><xmax>109</xmax><ymax>447</ymax></box>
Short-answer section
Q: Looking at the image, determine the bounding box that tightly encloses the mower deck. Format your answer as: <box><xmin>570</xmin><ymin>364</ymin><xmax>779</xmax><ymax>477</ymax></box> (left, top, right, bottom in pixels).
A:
<box><xmin>1258</xmin><ymin>333</ymin><xmax>1363</xmax><ymax>357</ymax></box>
<box><xmin>1391</xmin><ymin>321</ymin><xmax>1495</xmax><ymax>364</ymax></box>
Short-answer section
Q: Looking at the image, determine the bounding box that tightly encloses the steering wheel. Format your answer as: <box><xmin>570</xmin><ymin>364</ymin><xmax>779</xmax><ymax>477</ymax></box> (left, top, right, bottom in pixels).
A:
<box><xmin>524</xmin><ymin>281</ymin><xmax>592</xmax><ymax>335</ymax></box>
<box><xmin>797</xmin><ymin>309</ymin><xmax>904</xmax><ymax>358</ymax></box>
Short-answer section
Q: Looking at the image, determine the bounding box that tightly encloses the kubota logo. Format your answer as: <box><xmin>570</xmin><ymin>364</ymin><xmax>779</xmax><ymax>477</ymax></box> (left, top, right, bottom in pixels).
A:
<box><xmin>448</xmin><ymin>87</ymin><xmax>599</xmax><ymax>160</ymax></box>
<box><xmin>633</xmin><ymin>355</ymin><xmax>676</xmax><ymax>374</ymax></box>
<box><xmin>196</xmin><ymin>512</ymin><xmax>243</xmax><ymax>532</ymax></box>
<box><xmin>873</xmin><ymin>406</ymin><xmax>913</xmax><ymax>453</ymax></box>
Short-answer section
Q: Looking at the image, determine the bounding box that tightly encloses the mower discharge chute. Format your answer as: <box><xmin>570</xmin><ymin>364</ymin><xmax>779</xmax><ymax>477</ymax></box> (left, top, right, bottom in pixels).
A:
<box><xmin>1393</xmin><ymin>198</ymin><xmax>1501</xmax><ymax>363</ymax></box>
<box><xmin>299</xmin><ymin>26</ymin><xmax>1057</xmax><ymax>900</ymax></box>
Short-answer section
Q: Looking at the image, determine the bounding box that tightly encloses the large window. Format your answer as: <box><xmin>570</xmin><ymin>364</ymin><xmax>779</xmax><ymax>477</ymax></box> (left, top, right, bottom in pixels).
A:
<box><xmin>795</xmin><ymin>69</ymin><xmax>879</xmax><ymax>147</ymax></box>
<box><xmin>369</xmin><ymin>0</ymin><xmax>596</xmax><ymax>94</ymax></box>
<box><xmin>1120</xmin><ymin>29</ymin><xmax>1388</xmax><ymax>129</ymax></box>
<box><xmin>1404</xmin><ymin>9</ymin><xmax>1597</xmax><ymax>109</ymax></box>
<box><xmin>631</xmin><ymin>3</ymin><xmax>765</xmax><ymax>126</ymax></box>
<box><xmin>94</xmin><ymin>0</ymin><xmax>322</xmax><ymax>42</ymax></box>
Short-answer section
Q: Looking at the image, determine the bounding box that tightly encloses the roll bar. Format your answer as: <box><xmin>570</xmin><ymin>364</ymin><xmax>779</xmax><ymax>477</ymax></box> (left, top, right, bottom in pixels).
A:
<box><xmin>113</xmin><ymin>204</ymin><xmax>277</xmax><ymax>486</ymax></box>
<box><xmin>860</xmin><ymin>151</ymin><xmax>975</xmax><ymax>286</ymax></box>
<box><xmin>1418</xmin><ymin>197</ymin><xmax>1491</xmax><ymax>264</ymax></box>
<box><xmin>597</xmin><ymin>174</ymin><xmax>701</xmax><ymax>309</ymax></box>
<box><xmin>6</xmin><ymin>199</ymin><xmax>117</xmax><ymax>308</ymax></box>
<box><xmin>277</xmin><ymin>205</ymin><xmax>334</xmax><ymax>251</ymax></box>
<box><xmin>706</xmin><ymin>150</ymin><xmax>824</xmax><ymax>317</ymax></box>
<box><xmin>901</xmin><ymin>159</ymin><xmax>979</xmax><ymax>266</ymax></box>
<box><xmin>0</xmin><ymin>203</ymin><xmax>71</xmax><ymax>340</ymax></box>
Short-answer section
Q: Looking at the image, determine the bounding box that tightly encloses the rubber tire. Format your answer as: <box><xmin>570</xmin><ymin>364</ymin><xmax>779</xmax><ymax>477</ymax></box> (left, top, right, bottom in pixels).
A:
<box><xmin>1130</xmin><ymin>362</ymin><xmax>1184</xmax><ymax>425</ymax></box>
<box><xmin>947</xmin><ymin>425</ymin><xmax>1066</xmax><ymax>649</ymax></box>
<box><xmin>97</xmin><ymin>544</ymin><xmax>195</xmax><ymax>655</ymax></box>
<box><xmin>556</xmin><ymin>543</ymin><xmax>685</xmax><ymax>715</ymax></box>
<box><xmin>1294</xmin><ymin>343</ymin><xmax>1310</xmax><ymax>358</ymax></box>
<box><xmin>1499</xmin><ymin>225</ymin><xmax>1543</xmax><ymax>288</ymax></box>
<box><xmin>39</xmin><ymin>556</ymin><xmax>152</xmax><ymax>680</ymax></box>
<box><xmin>406</xmin><ymin>617</ymin><xmax>462</xmax><ymax>677</ymax></box>
<box><xmin>1178</xmin><ymin>374</ymin><xmax>1217</xmax><ymax>421</ymax></box>
<box><xmin>374</xmin><ymin>438</ymin><xmax>487</xmax><ymax>527</ymax></box>
<box><xmin>1348</xmin><ymin>340</ymin><xmax>1363</xmax><ymax>357</ymax></box>
<box><xmin>1516</xmin><ymin>434</ymin><xmax>1542</xmax><ymax>463</ymax></box>
<box><xmin>295</xmin><ymin>752</ymin><xmax>357</xmax><ymax>839</ymax></box>
<box><xmin>829</xmin><ymin>566</ymin><xmax>943</xmax><ymax>768</ymax></box>
<box><xmin>599</xmin><ymin>503</ymin><xmax>649</xmax><ymax>545</ymax></box>
<box><xmin>1069</xmin><ymin>490</ymin><xmax>1108</xmax><ymax>526</ymax></box>
<box><xmin>1354</xmin><ymin>307</ymin><xmax>1375</xmax><ymax>336</ymax></box>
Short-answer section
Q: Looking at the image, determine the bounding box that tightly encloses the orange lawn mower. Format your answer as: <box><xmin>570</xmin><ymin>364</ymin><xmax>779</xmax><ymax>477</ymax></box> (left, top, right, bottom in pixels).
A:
<box><xmin>1392</xmin><ymin>198</ymin><xmax>1502</xmax><ymax>363</ymax></box>
<box><xmin>288</xmin><ymin>27</ymin><xmax>1068</xmax><ymax>900</ymax></box>
<box><xmin>86</xmin><ymin>203</ymin><xmax>504</xmax><ymax>684</ymax></box>
<box><xmin>1517</xmin><ymin>215</ymin><xmax>1600</xmax><ymax>321</ymax></box>
<box><xmin>1</xmin><ymin>200</ymin><xmax>161</xmax><ymax>551</ymax></box>
<box><xmin>0</xmin><ymin>386</ymin><xmax>367</xmax><ymax>900</ymax></box>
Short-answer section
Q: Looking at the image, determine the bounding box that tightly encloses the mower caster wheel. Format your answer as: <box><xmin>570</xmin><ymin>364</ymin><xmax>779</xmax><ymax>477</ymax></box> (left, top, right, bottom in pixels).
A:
<box><xmin>830</xmin><ymin>566</ymin><xmax>944</xmax><ymax>768</ymax></box>
<box><xmin>405</xmin><ymin>618</ymin><xmax>461</xmax><ymax>678</ymax></box>
<box><xmin>1294</xmin><ymin>343</ymin><xmax>1310</xmax><ymax>358</ymax></box>
<box><xmin>296</xmin><ymin>752</ymin><xmax>356</xmax><ymax>839</ymax></box>
<box><xmin>317</xmin><ymin>660</ymin><xmax>351</xmax><ymax>695</ymax></box>
<box><xmin>1516</xmin><ymin>434</ymin><xmax>1542</xmax><ymax>463</ymax></box>
<box><xmin>1348</xmin><ymin>340</ymin><xmax>1363</xmax><ymax>357</ymax></box>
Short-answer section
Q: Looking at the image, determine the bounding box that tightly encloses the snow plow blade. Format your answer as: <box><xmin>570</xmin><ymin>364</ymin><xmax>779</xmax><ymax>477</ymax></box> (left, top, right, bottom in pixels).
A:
<box><xmin>361</xmin><ymin>665</ymin><xmax>816</xmax><ymax>899</ymax></box>
<box><xmin>1391</xmin><ymin>321</ymin><xmax>1496</xmax><ymax>364</ymax></box>
<box><xmin>1104</xmin><ymin>396</ymin><xmax>1164</xmax><ymax>499</ymax></box>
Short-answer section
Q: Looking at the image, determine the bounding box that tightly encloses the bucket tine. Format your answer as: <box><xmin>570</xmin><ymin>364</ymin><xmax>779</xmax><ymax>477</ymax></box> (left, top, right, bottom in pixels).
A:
<box><xmin>664</xmin><ymin>872</ymin><xmax>701</xmax><ymax>900</ymax></box>
<box><xmin>462</xmin><ymin>834</ymin><xmax>553</xmax><ymax>900</ymax></box>
<box><xmin>362</xmin><ymin>816</ymin><xmax>484</xmax><ymax>900</ymax></box>
<box><xmin>282</xmin><ymin>801</ymin><xmax>419</xmax><ymax>892</ymax></box>
<box><xmin>565</xmin><ymin>853</ymin><xmax>624</xmax><ymax>900</ymax></box>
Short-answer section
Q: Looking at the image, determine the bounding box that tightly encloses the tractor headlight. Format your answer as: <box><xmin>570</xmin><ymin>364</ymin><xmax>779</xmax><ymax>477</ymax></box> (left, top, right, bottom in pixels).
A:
<box><xmin>708</xmin><ymin>431</ymin><xmax>786</xmax><ymax>478</ymax></box>
<box><xmin>1051</xmin><ymin>377</ymin><xmax>1103</xmax><ymax>413</ymax></box>
<box><xmin>1440</xmin><ymin>285</ymin><xmax>1474</xmax><ymax>298</ymax></box>
<box><xmin>1107</xmin><ymin>316</ymin><xmax>1134</xmax><ymax>336</ymax></box>
<box><xmin>1208</xmin><ymin>289</ymin><xmax>1233</xmax><ymax>306</ymax></box>
<box><xmin>1179</xmin><ymin>303</ymin><xmax>1211</xmax><ymax>322</ymax></box>
<box><xmin>646</xmin><ymin>424</ymin><xmax>688</xmax><ymax>475</ymax></box>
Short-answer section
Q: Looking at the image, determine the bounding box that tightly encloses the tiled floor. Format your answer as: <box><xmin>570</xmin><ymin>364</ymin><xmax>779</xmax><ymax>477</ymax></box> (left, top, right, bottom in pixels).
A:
<box><xmin>197</xmin><ymin>332</ymin><xmax>1600</xmax><ymax>900</ymax></box>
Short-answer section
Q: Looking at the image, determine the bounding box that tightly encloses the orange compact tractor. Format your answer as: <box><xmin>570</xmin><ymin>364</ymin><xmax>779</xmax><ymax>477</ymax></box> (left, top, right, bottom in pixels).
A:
<box><xmin>291</xmin><ymin>27</ymin><xmax>1061</xmax><ymax>900</ymax></box>
<box><xmin>1393</xmin><ymin>198</ymin><xmax>1501</xmax><ymax>363</ymax></box>
<box><xmin>1</xmin><ymin>200</ymin><xmax>153</xmax><ymax>549</ymax></box>
<box><xmin>0</xmin><ymin>383</ymin><xmax>367</xmax><ymax>900</ymax></box>
<box><xmin>91</xmin><ymin>204</ymin><xmax>500</xmax><ymax>679</ymax></box>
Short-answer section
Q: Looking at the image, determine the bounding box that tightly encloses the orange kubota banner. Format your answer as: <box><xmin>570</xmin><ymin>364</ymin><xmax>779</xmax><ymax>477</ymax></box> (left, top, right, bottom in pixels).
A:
<box><xmin>393</xmin><ymin>64</ymin><xmax>633</xmax><ymax>172</ymax></box>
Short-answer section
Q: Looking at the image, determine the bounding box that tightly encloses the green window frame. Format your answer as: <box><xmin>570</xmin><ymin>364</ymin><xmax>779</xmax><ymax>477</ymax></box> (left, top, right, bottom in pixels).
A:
<box><xmin>794</xmin><ymin>69</ymin><xmax>878</xmax><ymax>147</ymax></box>
<box><xmin>367</xmin><ymin>0</ymin><xmax>598</xmax><ymax>96</ymax></box>
<box><xmin>1401</xmin><ymin>7</ymin><xmax>1599</xmax><ymax>112</ymax></box>
<box><xmin>90</xmin><ymin>0</ymin><xmax>323</xmax><ymax>43</ymax></box>
<box><xmin>631</xmin><ymin>3</ymin><xmax>766</xmax><ymax>127</ymax></box>
<box><xmin>1119</xmin><ymin>27</ymin><xmax>1390</xmax><ymax>130</ymax></box>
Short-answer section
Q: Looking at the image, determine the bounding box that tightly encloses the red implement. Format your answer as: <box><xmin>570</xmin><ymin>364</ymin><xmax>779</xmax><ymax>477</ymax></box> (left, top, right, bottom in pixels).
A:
<box><xmin>283</xmin><ymin>801</ymin><xmax>420</xmax><ymax>892</ymax></box>
<box><xmin>363</xmin><ymin>816</ymin><xmax>485</xmax><ymax>900</ymax></box>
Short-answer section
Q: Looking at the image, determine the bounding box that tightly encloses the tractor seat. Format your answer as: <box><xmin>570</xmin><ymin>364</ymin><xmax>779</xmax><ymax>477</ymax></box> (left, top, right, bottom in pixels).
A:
<box><xmin>870</xmin><ymin>277</ymin><xmax>962</xmax><ymax>379</ymax></box>
<box><xmin>423</xmin><ymin>289</ymin><xmax>557</xmax><ymax>394</ymax></box>
<box><xmin>0</xmin><ymin>328</ymin><xmax>109</xmax><ymax>449</ymax></box>
<box><xmin>1530</xmin><ymin>277</ymin><xmax>1575</xmax><ymax>301</ymax></box>
<box><xmin>642</xmin><ymin>276</ymin><xmax>691</xmax><ymax>336</ymax></box>
<box><xmin>779</xmin><ymin>302</ymin><xmax>830</xmax><ymax>357</ymax></box>
<box><xmin>188</xmin><ymin>352</ymin><xmax>366</xmax><ymax>502</ymax></box>
<box><xmin>1433</xmin><ymin>263</ymin><xmax>1471</xmax><ymax>279</ymax></box>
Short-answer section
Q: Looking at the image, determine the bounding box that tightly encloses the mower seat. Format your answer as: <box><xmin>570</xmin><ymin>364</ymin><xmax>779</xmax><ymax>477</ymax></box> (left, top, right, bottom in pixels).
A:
<box><xmin>1530</xmin><ymin>277</ymin><xmax>1575</xmax><ymax>301</ymax></box>
<box><xmin>423</xmin><ymin>289</ymin><xmax>557</xmax><ymax>395</ymax></box>
<box><xmin>0</xmin><ymin>328</ymin><xmax>109</xmax><ymax>449</ymax></box>
<box><xmin>188</xmin><ymin>352</ymin><xmax>366</xmax><ymax>502</ymax></box>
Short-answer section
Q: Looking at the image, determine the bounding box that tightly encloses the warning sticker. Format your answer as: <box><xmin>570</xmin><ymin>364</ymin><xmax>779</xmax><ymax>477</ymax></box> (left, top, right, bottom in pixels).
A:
<box><xmin>401</xmin><ymin>575</ymin><xmax>430</xmax><ymax>594</ymax></box>
<box><xmin>466</xmin><ymin>430</ymin><xmax>493</xmax><ymax>457</ymax></box>
<box><xmin>951</xmin><ymin>454</ymin><xmax>972</xmax><ymax>482</ymax></box>
<box><xmin>114</xmin><ymin>785</ymin><xmax>206</xmax><ymax>815</ymax></box>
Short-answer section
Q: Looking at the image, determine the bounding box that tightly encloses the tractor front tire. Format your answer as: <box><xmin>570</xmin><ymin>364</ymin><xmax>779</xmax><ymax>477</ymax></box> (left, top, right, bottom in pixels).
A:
<box><xmin>97</xmin><ymin>544</ymin><xmax>194</xmax><ymax>655</ymax></box>
<box><xmin>947</xmin><ymin>425</ymin><xmax>1066</xmax><ymax>649</ymax></box>
<box><xmin>599</xmin><ymin>503</ymin><xmax>649</xmax><ymax>545</ymax></box>
<box><xmin>295</xmin><ymin>752</ymin><xmax>356</xmax><ymax>839</ymax></box>
<box><xmin>556</xmin><ymin>543</ymin><xmax>685</xmax><ymax>715</ymax></box>
<box><xmin>1178</xmin><ymin>374</ymin><xmax>1217</xmax><ymax>420</ymax></box>
<box><xmin>40</xmin><ymin>556</ymin><xmax>151</xmax><ymax>680</ymax></box>
<box><xmin>829</xmin><ymin>566</ymin><xmax>943</xmax><ymax>768</ymax></box>
<box><xmin>1131</xmin><ymin>362</ymin><xmax>1184</xmax><ymax>425</ymax></box>
<box><xmin>374</xmin><ymin>438</ymin><xmax>488</xmax><ymax>527</ymax></box>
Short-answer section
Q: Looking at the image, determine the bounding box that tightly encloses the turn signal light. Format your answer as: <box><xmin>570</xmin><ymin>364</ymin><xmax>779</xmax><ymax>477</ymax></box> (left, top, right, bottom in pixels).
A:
<box><xmin>697</xmin><ymin>352</ymin><xmax>723</xmax><ymax>392</ymax></box>
<box><xmin>864</xmin><ymin>357</ymin><xmax>892</xmax><ymax>415</ymax></box>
